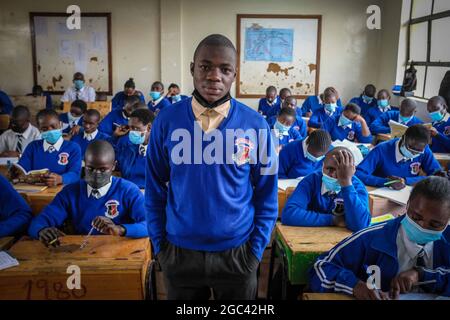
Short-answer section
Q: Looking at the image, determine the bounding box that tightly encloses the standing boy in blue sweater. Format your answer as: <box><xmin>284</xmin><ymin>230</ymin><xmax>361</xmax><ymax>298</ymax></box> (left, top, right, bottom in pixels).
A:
<box><xmin>428</xmin><ymin>96</ymin><xmax>450</xmax><ymax>153</ymax></box>
<box><xmin>115</xmin><ymin>109</ymin><xmax>154</xmax><ymax>189</ymax></box>
<box><xmin>28</xmin><ymin>140</ymin><xmax>147</xmax><ymax>247</ymax></box>
<box><xmin>309</xmin><ymin>177</ymin><xmax>450</xmax><ymax>299</ymax></box>
<box><xmin>356</xmin><ymin>125</ymin><xmax>442</xmax><ymax>189</ymax></box>
<box><xmin>145</xmin><ymin>34</ymin><xmax>278</xmax><ymax>300</ymax></box>
<box><xmin>282</xmin><ymin>147</ymin><xmax>371</xmax><ymax>232</ymax></box>
<box><xmin>10</xmin><ymin>109</ymin><xmax>81</xmax><ymax>186</ymax></box>
<box><xmin>278</xmin><ymin>129</ymin><xmax>332</xmax><ymax>179</ymax></box>
<box><xmin>370</xmin><ymin>98</ymin><xmax>423</xmax><ymax>135</ymax></box>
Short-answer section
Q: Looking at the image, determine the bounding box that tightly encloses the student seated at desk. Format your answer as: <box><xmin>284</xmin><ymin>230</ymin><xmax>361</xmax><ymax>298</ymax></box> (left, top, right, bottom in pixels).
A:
<box><xmin>166</xmin><ymin>83</ymin><xmax>189</xmax><ymax>104</ymax></box>
<box><xmin>61</xmin><ymin>72</ymin><xmax>96</xmax><ymax>103</ymax></box>
<box><xmin>0</xmin><ymin>105</ymin><xmax>40</xmax><ymax>157</ymax></box>
<box><xmin>278</xmin><ymin>129</ymin><xmax>332</xmax><ymax>179</ymax></box>
<box><xmin>0</xmin><ymin>175</ymin><xmax>32</xmax><ymax>237</ymax></box>
<box><xmin>271</xmin><ymin>106</ymin><xmax>302</xmax><ymax>152</ymax></box>
<box><xmin>428</xmin><ymin>96</ymin><xmax>450</xmax><ymax>153</ymax></box>
<box><xmin>301</xmin><ymin>89</ymin><xmax>343</xmax><ymax>117</ymax></box>
<box><xmin>59</xmin><ymin>99</ymin><xmax>86</xmax><ymax>135</ymax></box>
<box><xmin>27</xmin><ymin>85</ymin><xmax>52</xmax><ymax>109</ymax></box>
<box><xmin>349</xmin><ymin>84</ymin><xmax>377</xmax><ymax>119</ymax></box>
<box><xmin>111</xmin><ymin>78</ymin><xmax>145</xmax><ymax>110</ymax></box>
<box><xmin>10</xmin><ymin>109</ymin><xmax>82</xmax><ymax>186</ymax></box>
<box><xmin>321</xmin><ymin>103</ymin><xmax>372</xmax><ymax>143</ymax></box>
<box><xmin>309</xmin><ymin>177</ymin><xmax>450</xmax><ymax>299</ymax></box>
<box><xmin>28</xmin><ymin>140</ymin><xmax>148</xmax><ymax>246</ymax></box>
<box><xmin>258</xmin><ymin>86</ymin><xmax>279</xmax><ymax>117</ymax></box>
<box><xmin>267</xmin><ymin>96</ymin><xmax>307</xmax><ymax>138</ymax></box>
<box><xmin>71</xmin><ymin>109</ymin><xmax>111</xmax><ymax>156</ymax></box>
<box><xmin>365</xmin><ymin>89</ymin><xmax>393</xmax><ymax>126</ymax></box>
<box><xmin>115</xmin><ymin>109</ymin><xmax>154</xmax><ymax>189</ymax></box>
<box><xmin>356</xmin><ymin>124</ymin><xmax>442</xmax><ymax>189</ymax></box>
<box><xmin>147</xmin><ymin>81</ymin><xmax>171</xmax><ymax>114</ymax></box>
<box><xmin>98</xmin><ymin>95</ymin><xmax>142</xmax><ymax>137</ymax></box>
<box><xmin>282</xmin><ymin>147</ymin><xmax>371</xmax><ymax>232</ymax></box>
<box><xmin>370</xmin><ymin>98</ymin><xmax>423</xmax><ymax>135</ymax></box>
<box><xmin>308</xmin><ymin>87</ymin><xmax>343</xmax><ymax>129</ymax></box>
<box><xmin>266</xmin><ymin>88</ymin><xmax>292</xmax><ymax>118</ymax></box>
<box><xmin>0</xmin><ymin>89</ymin><xmax>14</xmax><ymax>115</ymax></box>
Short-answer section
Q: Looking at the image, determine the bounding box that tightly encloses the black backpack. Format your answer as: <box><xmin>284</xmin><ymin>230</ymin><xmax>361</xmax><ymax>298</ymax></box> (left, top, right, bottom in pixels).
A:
<box><xmin>401</xmin><ymin>64</ymin><xmax>417</xmax><ymax>96</ymax></box>
<box><xmin>439</xmin><ymin>70</ymin><xmax>450</xmax><ymax>107</ymax></box>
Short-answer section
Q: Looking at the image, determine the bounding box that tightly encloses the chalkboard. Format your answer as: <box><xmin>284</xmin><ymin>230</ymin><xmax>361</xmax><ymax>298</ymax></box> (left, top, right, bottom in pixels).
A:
<box><xmin>30</xmin><ymin>12</ymin><xmax>112</xmax><ymax>95</ymax></box>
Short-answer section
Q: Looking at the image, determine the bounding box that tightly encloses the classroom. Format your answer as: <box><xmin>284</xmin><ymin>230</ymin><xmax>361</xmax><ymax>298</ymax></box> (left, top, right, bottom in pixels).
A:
<box><xmin>0</xmin><ymin>0</ymin><xmax>449</xmax><ymax>308</ymax></box>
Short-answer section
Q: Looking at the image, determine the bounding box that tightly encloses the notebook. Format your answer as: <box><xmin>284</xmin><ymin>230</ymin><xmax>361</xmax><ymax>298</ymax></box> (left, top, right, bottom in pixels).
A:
<box><xmin>368</xmin><ymin>185</ymin><xmax>413</xmax><ymax>206</ymax></box>
<box><xmin>0</xmin><ymin>251</ymin><xmax>19</xmax><ymax>271</ymax></box>
<box><xmin>0</xmin><ymin>157</ymin><xmax>19</xmax><ymax>166</ymax></box>
<box><xmin>278</xmin><ymin>178</ymin><xmax>303</xmax><ymax>191</ymax></box>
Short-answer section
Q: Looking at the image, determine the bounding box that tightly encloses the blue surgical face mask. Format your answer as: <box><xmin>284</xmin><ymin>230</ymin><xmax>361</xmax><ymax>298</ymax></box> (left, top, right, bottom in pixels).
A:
<box><xmin>150</xmin><ymin>91</ymin><xmax>161</xmax><ymax>101</ymax></box>
<box><xmin>401</xmin><ymin>213</ymin><xmax>445</xmax><ymax>245</ymax></box>
<box><xmin>322</xmin><ymin>172</ymin><xmax>341</xmax><ymax>194</ymax></box>
<box><xmin>274</xmin><ymin>120</ymin><xmax>291</xmax><ymax>135</ymax></box>
<box><xmin>172</xmin><ymin>95</ymin><xmax>182</xmax><ymax>103</ymax></box>
<box><xmin>41</xmin><ymin>129</ymin><xmax>62</xmax><ymax>144</ymax></box>
<box><xmin>324</xmin><ymin>103</ymin><xmax>337</xmax><ymax>113</ymax></box>
<box><xmin>399</xmin><ymin>115</ymin><xmax>413</xmax><ymax>124</ymax></box>
<box><xmin>429</xmin><ymin>110</ymin><xmax>445</xmax><ymax>122</ymax></box>
<box><xmin>68</xmin><ymin>112</ymin><xmax>82</xmax><ymax>124</ymax></box>
<box><xmin>338</xmin><ymin>114</ymin><xmax>353</xmax><ymax>127</ymax></box>
<box><xmin>362</xmin><ymin>95</ymin><xmax>373</xmax><ymax>104</ymax></box>
<box><xmin>377</xmin><ymin>99</ymin><xmax>389</xmax><ymax>109</ymax></box>
<box><xmin>400</xmin><ymin>141</ymin><xmax>422</xmax><ymax>160</ymax></box>
<box><xmin>129</xmin><ymin>130</ymin><xmax>146</xmax><ymax>145</ymax></box>
<box><xmin>305</xmin><ymin>146</ymin><xmax>325</xmax><ymax>163</ymax></box>
<box><xmin>74</xmin><ymin>80</ymin><xmax>85</xmax><ymax>90</ymax></box>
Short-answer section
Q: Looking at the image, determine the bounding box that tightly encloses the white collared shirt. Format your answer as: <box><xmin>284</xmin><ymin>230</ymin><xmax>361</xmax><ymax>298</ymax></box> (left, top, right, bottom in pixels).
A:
<box><xmin>43</xmin><ymin>136</ymin><xmax>64</xmax><ymax>153</ymax></box>
<box><xmin>86</xmin><ymin>177</ymin><xmax>113</xmax><ymax>199</ymax></box>
<box><xmin>317</xmin><ymin>95</ymin><xmax>323</xmax><ymax>105</ymax></box>
<box><xmin>151</xmin><ymin>96</ymin><xmax>164</xmax><ymax>107</ymax></box>
<box><xmin>302</xmin><ymin>138</ymin><xmax>309</xmax><ymax>159</ymax></box>
<box><xmin>84</xmin><ymin>129</ymin><xmax>98</xmax><ymax>141</ymax></box>
<box><xmin>61</xmin><ymin>86</ymin><xmax>96</xmax><ymax>103</ymax></box>
<box><xmin>139</xmin><ymin>144</ymin><xmax>148</xmax><ymax>156</ymax></box>
<box><xmin>379</xmin><ymin>105</ymin><xmax>391</xmax><ymax>113</ymax></box>
<box><xmin>396</xmin><ymin>225</ymin><xmax>434</xmax><ymax>274</ymax></box>
<box><xmin>0</xmin><ymin>124</ymin><xmax>41</xmax><ymax>154</ymax></box>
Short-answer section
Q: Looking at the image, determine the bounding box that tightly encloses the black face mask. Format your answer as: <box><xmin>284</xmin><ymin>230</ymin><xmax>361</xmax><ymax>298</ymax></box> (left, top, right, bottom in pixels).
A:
<box><xmin>84</xmin><ymin>169</ymin><xmax>112</xmax><ymax>189</ymax></box>
<box><xmin>192</xmin><ymin>89</ymin><xmax>231</xmax><ymax>109</ymax></box>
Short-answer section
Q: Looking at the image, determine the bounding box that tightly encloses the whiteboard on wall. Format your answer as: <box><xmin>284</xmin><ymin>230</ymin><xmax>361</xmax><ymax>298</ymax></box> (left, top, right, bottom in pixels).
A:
<box><xmin>30</xmin><ymin>13</ymin><xmax>112</xmax><ymax>95</ymax></box>
<box><xmin>236</xmin><ymin>14</ymin><xmax>321</xmax><ymax>99</ymax></box>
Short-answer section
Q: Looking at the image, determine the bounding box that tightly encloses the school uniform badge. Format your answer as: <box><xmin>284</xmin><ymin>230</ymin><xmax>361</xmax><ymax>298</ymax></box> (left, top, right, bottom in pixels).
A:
<box><xmin>332</xmin><ymin>198</ymin><xmax>345</xmax><ymax>216</ymax></box>
<box><xmin>347</xmin><ymin>131</ymin><xmax>355</xmax><ymax>141</ymax></box>
<box><xmin>444</xmin><ymin>126</ymin><xmax>450</xmax><ymax>136</ymax></box>
<box><xmin>58</xmin><ymin>152</ymin><xmax>69</xmax><ymax>165</ymax></box>
<box><xmin>410</xmin><ymin>162</ymin><xmax>421</xmax><ymax>175</ymax></box>
<box><xmin>104</xmin><ymin>200</ymin><xmax>120</xmax><ymax>219</ymax></box>
<box><xmin>293</xmin><ymin>126</ymin><xmax>300</xmax><ymax>131</ymax></box>
<box><xmin>232</xmin><ymin>138</ymin><xmax>254</xmax><ymax>166</ymax></box>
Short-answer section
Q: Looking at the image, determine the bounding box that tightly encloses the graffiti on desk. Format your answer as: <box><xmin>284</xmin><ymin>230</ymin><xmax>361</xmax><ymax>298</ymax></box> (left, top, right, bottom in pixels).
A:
<box><xmin>23</xmin><ymin>279</ymin><xmax>87</xmax><ymax>300</ymax></box>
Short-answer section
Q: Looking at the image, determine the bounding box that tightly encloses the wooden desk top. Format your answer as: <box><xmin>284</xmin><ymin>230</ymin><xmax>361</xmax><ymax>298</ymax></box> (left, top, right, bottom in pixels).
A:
<box><xmin>303</xmin><ymin>293</ymin><xmax>354</xmax><ymax>300</ymax></box>
<box><xmin>0</xmin><ymin>237</ymin><xmax>15</xmax><ymax>250</ymax></box>
<box><xmin>276</xmin><ymin>224</ymin><xmax>352</xmax><ymax>254</ymax></box>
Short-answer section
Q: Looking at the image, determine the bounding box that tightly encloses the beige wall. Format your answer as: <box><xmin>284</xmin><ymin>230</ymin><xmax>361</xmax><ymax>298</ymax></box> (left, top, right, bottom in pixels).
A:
<box><xmin>0</xmin><ymin>0</ymin><xmax>403</xmax><ymax>110</ymax></box>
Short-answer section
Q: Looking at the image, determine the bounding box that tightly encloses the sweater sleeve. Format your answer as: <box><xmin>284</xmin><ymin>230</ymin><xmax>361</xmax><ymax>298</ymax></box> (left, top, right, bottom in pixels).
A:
<box><xmin>121</xmin><ymin>185</ymin><xmax>148</xmax><ymax>238</ymax></box>
<box><xmin>341</xmin><ymin>183</ymin><xmax>371</xmax><ymax>232</ymax></box>
<box><xmin>60</xmin><ymin>144</ymin><xmax>82</xmax><ymax>184</ymax></box>
<box><xmin>369</xmin><ymin>112</ymin><xmax>391</xmax><ymax>134</ymax></box>
<box><xmin>355</xmin><ymin>147</ymin><xmax>389</xmax><ymax>187</ymax></box>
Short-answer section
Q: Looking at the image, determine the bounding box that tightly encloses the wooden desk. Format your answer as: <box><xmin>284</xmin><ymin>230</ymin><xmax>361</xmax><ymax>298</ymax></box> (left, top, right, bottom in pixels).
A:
<box><xmin>275</xmin><ymin>224</ymin><xmax>352</xmax><ymax>286</ymax></box>
<box><xmin>0</xmin><ymin>164</ymin><xmax>8</xmax><ymax>178</ymax></box>
<box><xmin>376</xmin><ymin>133</ymin><xmax>392</xmax><ymax>144</ymax></box>
<box><xmin>0</xmin><ymin>236</ymin><xmax>151</xmax><ymax>300</ymax></box>
<box><xmin>366</xmin><ymin>186</ymin><xmax>405</xmax><ymax>217</ymax></box>
<box><xmin>277</xmin><ymin>187</ymin><xmax>295</xmax><ymax>216</ymax></box>
<box><xmin>434</xmin><ymin>153</ymin><xmax>450</xmax><ymax>170</ymax></box>
<box><xmin>18</xmin><ymin>185</ymin><xmax>64</xmax><ymax>215</ymax></box>
<box><xmin>0</xmin><ymin>237</ymin><xmax>15</xmax><ymax>250</ymax></box>
<box><xmin>303</xmin><ymin>292</ymin><xmax>354</xmax><ymax>300</ymax></box>
<box><xmin>63</xmin><ymin>101</ymin><xmax>112</xmax><ymax>119</ymax></box>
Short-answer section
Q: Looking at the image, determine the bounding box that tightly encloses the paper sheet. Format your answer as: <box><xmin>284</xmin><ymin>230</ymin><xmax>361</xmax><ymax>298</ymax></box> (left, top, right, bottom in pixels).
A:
<box><xmin>331</xmin><ymin>139</ymin><xmax>365</xmax><ymax>166</ymax></box>
<box><xmin>0</xmin><ymin>157</ymin><xmax>18</xmax><ymax>166</ymax></box>
<box><xmin>278</xmin><ymin>178</ymin><xmax>303</xmax><ymax>191</ymax></box>
<box><xmin>388</xmin><ymin>120</ymin><xmax>408</xmax><ymax>138</ymax></box>
<box><xmin>399</xmin><ymin>293</ymin><xmax>449</xmax><ymax>300</ymax></box>
<box><xmin>0</xmin><ymin>251</ymin><xmax>19</xmax><ymax>271</ymax></box>
<box><xmin>368</xmin><ymin>186</ymin><xmax>413</xmax><ymax>206</ymax></box>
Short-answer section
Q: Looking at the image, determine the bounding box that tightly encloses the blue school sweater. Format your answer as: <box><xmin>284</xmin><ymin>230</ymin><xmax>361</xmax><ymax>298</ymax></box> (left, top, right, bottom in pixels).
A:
<box><xmin>301</xmin><ymin>96</ymin><xmax>343</xmax><ymax>116</ymax></box>
<box><xmin>0</xmin><ymin>175</ymin><xmax>32</xmax><ymax>237</ymax></box>
<box><xmin>258</xmin><ymin>97</ymin><xmax>280</xmax><ymax>117</ymax></box>
<box><xmin>0</xmin><ymin>90</ymin><xmax>13</xmax><ymax>115</ymax></box>
<box><xmin>365</xmin><ymin>106</ymin><xmax>397</xmax><ymax>127</ymax></box>
<box><xmin>430</xmin><ymin>115</ymin><xmax>450</xmax><ymax>153</ymax></box>
<box><xmin>309</xmin><ymin>217</ymin><xmax>450</xmax><ymax>297</ymax></box>
<box><xmin>98</xmin><ymin>109</ymin><xmax>129</xmax><ymax>136</ymax></box>
<box><xmin>321</xmin><ymin>116</ymin><xmax>372</xmax><ymax>143</ymax></box>
<box><xmin>278</xmin><ymin>139</ymin><xmax>324</xmax><ymax>179</ymax></box>
<box><xmin>270</xmin><ymin>123</ymin><xmax>302</xmax><ymax>149</ymax></box>
<box><xmin>308</xmin><ymin>107</ymin><xmax>343</xmax><ymax>129</ymax></box>
<box><xmin>267</xmin><ymin>115</ymin><xmax>307</xmax><ymax>139</ymax></box>
<box><xmin>59</xmin><ymin>112</ymin><xmax>84</xmax><ymax>134</ymax></box>
<box><xmin>17</xmin><ymin>139</ymin><xmax>82</xmax><ymax>184</ymax></box>
<box><xmin>349</xmin><ymin>96</ymin><xmax>377</xmax><ymax>118</ymax></box>
<box><xmin>115</xmin><ymin>135</ymin><xmax>147</xmax><ymax>189</ymax></box>
<box><xmin>281</xmin><ymin>171</ymin><xmax>371</xmax><ymax>232</ymax></box>
<box><xmin>169</xmin><ymin>95</ymin><xmax>189</xmax><ymax>104</ymax></box>
<box><xmin>356</xmin><ymin>138</ymin><xmax>441</xmax><ymax>187</ymax></box>
<box><xmin>28</xmin><ymin>177</ymin><xmax>147</xmax><ymax>239</ymax></box>
<box><xmin>369</xmin><ymin>110</ymin><xmax>423</xmax><ymax>134</ymax></box>
<box><xmin>111</xmin><ymin>91</ymin><xmax>145</xmax><ymax>110</ymax></box>
<box><xmin>145</xmin><ymin>97</ymin><xmax>278</xmax><ymax>260</ymax></box>
<box><xmin>71</xmin><ymin>129</ymin><xmax>111</xmax><ymax>156</ymax></box>
<box><xmin>147</xmin><ymin>97</ymin><xmax>171</xmax><ymax>113</ymax></box>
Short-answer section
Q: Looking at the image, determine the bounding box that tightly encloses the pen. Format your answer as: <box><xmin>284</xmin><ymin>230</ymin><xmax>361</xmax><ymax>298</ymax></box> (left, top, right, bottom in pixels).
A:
<box><xmin>384</xmin><ymin>180</ymin><xmax>401</xmax><ymax>186</ymax></box>
<box><xmin>413</xmin><ymin>280</ymin><xmax>437</xmax><ymax>287</ymax></box>
<box><xmin>48</xmin><ymin>238</ymin><xmax>58</xmax><ymax>245</ymax></box>
<box><xmin>79</xmin><ymin>226</ymin><xmax>94</xmax><ymax>249</ymax></box>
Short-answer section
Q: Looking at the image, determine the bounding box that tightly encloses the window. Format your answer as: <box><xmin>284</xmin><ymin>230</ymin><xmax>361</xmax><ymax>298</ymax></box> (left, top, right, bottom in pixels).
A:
<box><xmin>406</xmin><ymin>0</ymin><xmax>450</xmax><ymax>99</ymax></box>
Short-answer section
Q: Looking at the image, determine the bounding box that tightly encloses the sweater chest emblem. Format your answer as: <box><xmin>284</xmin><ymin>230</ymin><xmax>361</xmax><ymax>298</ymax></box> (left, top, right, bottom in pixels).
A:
<box><xmin>104</xmin><ymin>199</ymin><xmax>120</xmax><ymax>219</ymax></box>
<box><xmin>232</xmin><ymin>138</ymin><xmax>254</xmax><ymax>166</ymax></box>
<box><xmin>410</xmin><ymin>162</ymin><xmax>421</xmax><ymax>175</ymax></box>
<box><xmin>332</xmin><ymin>198</ymin><xmax>345</xmax><ymax>215</ymax></box>
<box><xmin>347</xmin><ymin>130</ymin><xmax>355</xmax><ymax>141</ymax></box>
<box><xmin>444</xmin><ymin>126</ymin><xmax>450</xmax><ymax>136</ymax></box>
<box><xmin>58</xmin><ymin>152</ymin><xmax>69</xmax><ymax>165</ymax></box>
